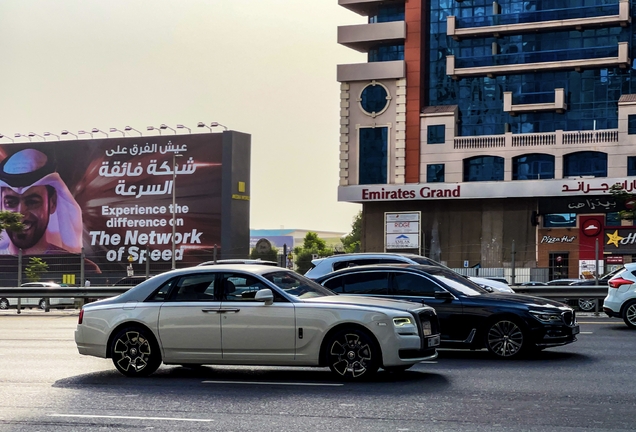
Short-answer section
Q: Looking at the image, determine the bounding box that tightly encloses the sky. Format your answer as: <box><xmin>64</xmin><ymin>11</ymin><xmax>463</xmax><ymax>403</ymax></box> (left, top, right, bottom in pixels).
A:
<box><xmin>0</xmin><ymin>1</ymin><xmax>366</xmax><ymax>234</ymax></box>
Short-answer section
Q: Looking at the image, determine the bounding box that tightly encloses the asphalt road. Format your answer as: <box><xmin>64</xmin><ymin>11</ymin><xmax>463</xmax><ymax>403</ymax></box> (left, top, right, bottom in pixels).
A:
<box><xmin>0</xmin><ymin>310</ymin><xmax>634</xmax><ymax>432</ymax></box>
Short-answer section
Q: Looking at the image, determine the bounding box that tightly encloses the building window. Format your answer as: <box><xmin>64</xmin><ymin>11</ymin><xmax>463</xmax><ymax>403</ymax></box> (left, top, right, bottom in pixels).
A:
<box><xmin>368</xmin><ymin>44</ymin><xmax>404</xmax><ymax>62</ymax></box>
<box><xmin>606</xmin><ymin>212</ymin><xmax>621</xmax><ymax>227</ymax></box>
<box><xmin>629</xmin><ymin>115</ymin><xmax>636</xmax><ymax>135</ymax></box>
<box><xmin>543</xmin><ymin>213</ymin><xmax>577</xmax><ymax>228</ymax></box>
<box><xmin>359</xmin><ymin>127</ymin><xmax>388</xmax><ymax>185</ymax></box>
<box><xmin>369</xmin><ymin>3</ymin><xmax>405</xmax><ymax>23</ymax></box>
<box><xmin>628</xmin><ymin>156</ymin><xmax>636</xmax><ymax>176</ymax></box>
<box><xmin>360</xmin><ymin>83</ymin><xmax>390</xmax><ymax>116</ymax></box>
<box><xmin>427</xmin><ymin>164</ymin><xmax>445</xmax><ymax>182</ymax></box>
<box><xmin>563</xmin><ymin>151</ymin><xmax>607</xmax><ymax>177</ymax></box>
<box><xmin>463</xmin><ymin>156</ymin><xmax>504</xmax><ymax>182</ymax></box>
<box><xmin>427</xmin><ymin>125</ymin><xmax>445</xmax><ymax>144</ymax></box>
<box><xmin>512</xmin><ymin>154</ymin><xmax>555</xmax><ymax>180</ymax></box>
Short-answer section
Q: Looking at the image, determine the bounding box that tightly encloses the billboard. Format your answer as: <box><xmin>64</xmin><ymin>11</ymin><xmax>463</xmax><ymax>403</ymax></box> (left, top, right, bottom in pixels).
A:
<box><xmin>0</xmin><ymin>133</ymin><xmax>250</xmax><ymax>279</ymax></box>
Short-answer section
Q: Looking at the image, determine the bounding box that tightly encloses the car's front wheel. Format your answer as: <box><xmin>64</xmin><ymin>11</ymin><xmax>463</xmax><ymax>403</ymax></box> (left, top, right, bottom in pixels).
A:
<box><xmin>111</xmin><ymin>327</ymin><xmax>162</xmax><ymax>377</ymax></box>
<box><xmin>0</xmin><ymin>298</ymin><xmax>9</xmax><ymax>310</ymax></box>
<box><xmin>38</xmin><ymin>299</ymin><xmax>47</xmax><ymax>310</ymax></box>
<box><xmin>325</xmin><ymin>328</ymin><xmax>379</xmax><ymax>380</ymax></box>
<box><xmin>622</xmin><ymin>300</ymin><xmax>636</xmax><ymax>329</ymax></box>
<box><xmin>485</xmin><ymin>318</ymin><xmax>526</xmax><ymax>359</ymax></box>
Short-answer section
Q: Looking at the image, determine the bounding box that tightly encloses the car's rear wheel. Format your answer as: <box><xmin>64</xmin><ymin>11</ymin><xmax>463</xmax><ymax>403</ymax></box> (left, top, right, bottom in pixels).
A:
<box><xmin>622</xmin><ymin>300</ymin><xmax>636</xmax><ymax>329</ymax></box>
<box><xmin>111</xmin><ymin>327</ymin><xmax>162</xmax><ymax>377</ymax></box>
<box><xmin>578</xmin><ymin>298</ymin><xmax>596</xmax><ymax>312</ymax></box>
<box><xmin>38</xmin><ymin>299</ymin><xmax>47</xmax><ymax>310</ymax></box>
<box><xmin>0</xmin><ymin>298</ymin><xmax>9</xmax><ymax>310</ymax></box>
<box><xmin>485</xmin><ymin>318</ymin><xmax>526</xmax><ymax>359</ymax></box>
<box><xmin>326</xmin><ymin>328</ymin><xmax>379</xmax><ymax>380</ymax></box>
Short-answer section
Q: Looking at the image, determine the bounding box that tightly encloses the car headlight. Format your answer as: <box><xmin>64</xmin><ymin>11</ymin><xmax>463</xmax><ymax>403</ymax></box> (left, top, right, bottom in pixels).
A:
<box><xmin>530</xmin><ymin>311</ymin><xmax>563</xmax><ymax>323</ymax></box>
<box><xmin>393</xmin><ymin>317</ymin><xmax>413</xmax><ymax>327</ymax></box>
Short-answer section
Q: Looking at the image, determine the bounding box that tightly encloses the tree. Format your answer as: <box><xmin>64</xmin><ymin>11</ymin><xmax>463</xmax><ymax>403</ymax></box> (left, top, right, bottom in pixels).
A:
<box><xmin>0</xmin><ymin>210</ymin><xmax>24</xmax><ymax>234</ymax></box>
<box><xmin>25</xmin><ymin>257</ymin><xmax>48</xmax><ymax>282</ymax></box>
<box><xmin>341</xmin><ymin>211</ymin><xmax>362</xmax><ymax>253</ymax></box>
<box><xmin>293</xmin><ymin>232</ymin><xmax>333</xmax><ymax>274</ymax></box>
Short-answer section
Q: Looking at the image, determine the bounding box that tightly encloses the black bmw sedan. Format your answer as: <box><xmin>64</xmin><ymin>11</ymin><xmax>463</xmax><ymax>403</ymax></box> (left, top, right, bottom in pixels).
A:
<box><xmin>315</xmin><ymin>264</ymin><xmax>579</xmax><ymax>359</ymax></box>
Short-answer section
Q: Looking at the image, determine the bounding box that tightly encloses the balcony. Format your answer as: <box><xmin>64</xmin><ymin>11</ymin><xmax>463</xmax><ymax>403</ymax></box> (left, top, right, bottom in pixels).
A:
<box><xmin>337</xmin><ymin>60</ymin><xmax>405</xmax><ymax>82</ymax></box>
<box><xmin>447</xmin><ymin>42</ymin><xmax>630</xmax><ymax>79</ymax></box>
<box><xmin>339</xmin><ymin>0</ymin><xmax>385</xmax><ymax>15</ymax></box>
<box><xmin>447</xmin><ymin>0</ymin><xmax>630</xmax><ymax>40</ymax></box>
<box><xmin>453</xmin><ymin>129</ymin><xmax>619</xmax><ymax>150</ymax></box>
<box><xmin>338</xmin><ymin>21</ymin><xmax>406</xmax><ymax>52</ymax></box>
<box><xmin>504</xmin><ymin>88</ymin><xmax>567</xmax><ymax>116</ymax></box>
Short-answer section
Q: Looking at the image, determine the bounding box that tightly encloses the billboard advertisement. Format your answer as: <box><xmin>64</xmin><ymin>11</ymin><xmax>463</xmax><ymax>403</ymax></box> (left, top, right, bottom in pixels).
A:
<box><xmin>0</xmin><ymin>133</ymin><xmax>248</xmax><ymax>280</ymax></box>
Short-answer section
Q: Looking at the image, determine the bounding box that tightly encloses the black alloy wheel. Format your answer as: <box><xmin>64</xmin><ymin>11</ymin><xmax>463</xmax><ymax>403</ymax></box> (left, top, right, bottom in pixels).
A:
<box><xmin>326</xmin><ymin>329</ymin><xmax>379</xmax><ymax>380</ymax></box>
<box><xmin>111</xmin><ymin>327</ymin><xmax>162</xmax><ymax>377</ymax></box>
<box><xmin>485</xmin><ymin>319</ymin><xmax>526</xmax><ymax>358</ymax></box>
<box><xmin>622</xmin><ymin>300</ymin><xmax>636</xmax><ymax>329</ymax></box>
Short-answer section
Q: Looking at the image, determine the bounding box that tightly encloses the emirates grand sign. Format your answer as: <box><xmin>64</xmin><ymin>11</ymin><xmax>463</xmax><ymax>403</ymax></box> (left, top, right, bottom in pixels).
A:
<box><xmin>338</xmin><ymin>177</ymin><xmax>636</xmax><ymax>203</ymax></box>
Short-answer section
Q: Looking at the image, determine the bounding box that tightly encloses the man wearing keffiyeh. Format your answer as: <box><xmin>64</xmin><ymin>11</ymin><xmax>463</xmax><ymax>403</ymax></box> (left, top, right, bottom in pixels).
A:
<box><xmin>0</xmin><ymin>148</ymin><xmax>82</xmax><ymax>255</ymax></box>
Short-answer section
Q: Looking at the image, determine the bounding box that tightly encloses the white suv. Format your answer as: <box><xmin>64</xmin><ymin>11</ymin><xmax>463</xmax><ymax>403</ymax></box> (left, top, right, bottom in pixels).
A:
<box><xmin>603</xmin><ymin>262</ymin><xmax>636</xmax><ymax>328</ymax></box>
<box><xmin>304</xmin><ymin>253</ymin><xmax>514</xmax><ymax>293</ymax></box>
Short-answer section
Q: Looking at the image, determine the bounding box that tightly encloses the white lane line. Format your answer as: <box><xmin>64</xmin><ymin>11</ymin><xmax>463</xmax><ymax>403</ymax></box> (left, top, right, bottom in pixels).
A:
<box><xmin>419</xmin><ymin>361</ymin><xmax>438</xmax><ymax>364</ymax></box>
<box><xmin>49</xmin><ymin>414</ymin><xmax>213</xmax><ymax>422</ymax></box>
<box><xmin>580</xmin><ymin>331</ymin><xmax>594</xmax><ymax>334</ymax></box>
<box><xmin>202</xmin><ymin>380</ymin><xmax>343</xmax><ymax>387</ymax></box>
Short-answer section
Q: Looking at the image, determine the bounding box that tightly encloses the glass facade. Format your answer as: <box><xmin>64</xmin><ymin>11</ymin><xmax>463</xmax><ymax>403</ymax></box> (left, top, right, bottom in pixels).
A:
<box><xmin>513</xmin><ymin>154</ymin><xmax>555</xmax><ymax>180</ymax></box>
<box><xmin>629</xmin><ymin>114</ymin><xmax>636</xmax><ymax>134</ymax></box>
<box><xmin>369</xmin><ymin>44</ymin><xmax>404</xmax><ymax>62</ymax></box>
<box><xmin>463</xmin><ymin>156</ymin><xmax>504</xmax><ymax>181</ymax></box>
<box><xmin>359</xmin><ymin>127</ymin><xmax>388</xmax><ymax>184</ymax></box>
<box><xmin>563</xmin><ymin>151</ymin><xmax>607</xmax><ymax>177</ymax></box>
<box><xmin>369</xmin><ymin>4</ymin><xmax>405</xmax><ymax>23</ymax></box>
<box><xmin>428</xmin><ymin>0</ymin><xmax>635</xmax><ymax>137</ymax></box>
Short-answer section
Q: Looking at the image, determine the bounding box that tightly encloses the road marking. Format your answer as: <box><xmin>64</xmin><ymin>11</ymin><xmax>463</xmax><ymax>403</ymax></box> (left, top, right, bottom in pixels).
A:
<box><xmin>49</xmin><ymin>414</ymin><xmax>213</xmax><ymax>422</ymax></box>
<box><xmin>419</xmin><ymin>361</ymin><xmax>438</xmax><ymax>364</ymax></box>
<box><xmin>578</xmin><ymin>321</ymin><xmax>620</xmax><ymax>324</ymax></box>
<box><xmin>580</xmin><ymin>331</ymin><xmax>594</xmax><ymax>334</ymax></box>
<box><xmin>202</xmin><ymin>380</ymin><xmax>343</xmax><ymax>387</ymax></box>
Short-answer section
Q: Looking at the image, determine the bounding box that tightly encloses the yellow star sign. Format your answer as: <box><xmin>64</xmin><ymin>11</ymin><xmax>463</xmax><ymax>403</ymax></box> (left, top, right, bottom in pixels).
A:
<box><xmin>606</xmin><ymin>230</ymin><xmax>623</xmax><ymax>248</ymax></box>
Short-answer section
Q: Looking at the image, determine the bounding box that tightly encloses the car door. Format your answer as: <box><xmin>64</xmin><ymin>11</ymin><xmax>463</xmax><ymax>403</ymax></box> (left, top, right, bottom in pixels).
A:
<box><xmin>157</xmin><ymin>273</ymin><xmax>223</xmax><ymax>363</ymax></box>
<box><xmin>217</xmin><ymin>272</ymin><xmax>296</xmax><ymax>363</ymax></box>
<box><xmin>389</xmin><ymin>271</ymin><xmax>471</xmax><ymax>343</ymax></box>
<box><xmin>322</xmin><ymin>270</ymin><xmax>390</xmax><ymax>296</ymax></box>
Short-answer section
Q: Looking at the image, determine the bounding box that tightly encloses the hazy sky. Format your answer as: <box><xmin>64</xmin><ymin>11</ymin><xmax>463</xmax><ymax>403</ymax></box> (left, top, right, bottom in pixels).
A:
<box><xmin>0</xmin><ymin>1</ymin><xmax>366</xmax><ymax>234</ymax></box>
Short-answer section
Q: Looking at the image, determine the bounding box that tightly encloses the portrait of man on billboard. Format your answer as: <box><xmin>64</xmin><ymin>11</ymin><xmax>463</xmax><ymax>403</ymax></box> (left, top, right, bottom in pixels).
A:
<box><xmin>0</xmin><ymin>148</ymin><xmax>83</xmax><ymax>255</ymax></box>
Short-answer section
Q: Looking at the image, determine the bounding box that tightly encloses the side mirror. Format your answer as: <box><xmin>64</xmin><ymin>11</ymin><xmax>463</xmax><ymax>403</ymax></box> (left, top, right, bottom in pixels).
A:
<box><xmin>254</xmin><ymin>288</ymin><xmax>274</xmax><ymax>305</ymax></box>
<box><xmin>434</xmin><ymin>291</ymin><xmax>454</xmax><ymax>301</ymax></box>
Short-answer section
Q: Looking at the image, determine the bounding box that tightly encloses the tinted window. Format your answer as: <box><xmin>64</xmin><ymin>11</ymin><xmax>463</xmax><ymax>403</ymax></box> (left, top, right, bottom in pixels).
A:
<box><xmin>332</xmin><ymin>259</ymin><xmax>387</xmax><ymax>271</ymax></box>
<box><xmin>147</xmin><ymin>278</ymin><xmax>178</xmax><ymax>302</ymax></box>
<box><xmin>263</xmin><ymin>271</ymin><xmax>334</xmax><ymax>299</ymax></box>
<box><xmin>220</xmin><ymin>273</ymin><xmax>270</xmax><ymax>302</ymax></box>
<box><xmin>322</xmin><ymin>276</ymin><xmax>344</xmax><ymax>293</ymax></box>
<box><xmin>393</xmin><ymin>272</ymin><xmax>441</xmax><ymax>296</ymax></box>
<box><xmin>343</xmin><ymin>272</ymin><xmax>389</xmax><ymax>295</ymax></box>
<box><xmin>173</xmin><ymin>274</ymin><xmax>216</xmax><ymax>302</ymax></box>
<box><xmin>420</xmin><ymin>267</ymin><xmax>488</xmax><ymax>296</ymax></box>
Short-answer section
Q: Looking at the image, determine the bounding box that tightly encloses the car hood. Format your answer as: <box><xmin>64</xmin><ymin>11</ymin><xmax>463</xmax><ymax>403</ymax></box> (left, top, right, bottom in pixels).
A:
<box><xmin>479</xmin><ymin>292</ymin><xmax>571</xmax><ymax>310</ymax></box>
<box><xmin>302</xmin><ymin>295</ymin><xmax>430</xmax><ymax>312</ymax></box>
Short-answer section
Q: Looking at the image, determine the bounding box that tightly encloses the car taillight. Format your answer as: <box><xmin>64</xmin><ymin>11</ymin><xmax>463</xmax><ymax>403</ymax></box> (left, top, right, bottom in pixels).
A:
<box><xmin>609</xmin><ymin>277</ymin><xmax>633</xmax><ymax>289</ymax></box>
<box><xmin>78</xmin><ymin>309</ymin><xmax>84</xmax><ymax>324</ymax></box>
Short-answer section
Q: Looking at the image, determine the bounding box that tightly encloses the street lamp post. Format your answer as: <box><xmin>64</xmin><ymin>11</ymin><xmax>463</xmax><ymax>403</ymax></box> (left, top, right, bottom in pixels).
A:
<box><xmin>171</xmin><ymin>152</ymin><xmax>183</xmax><ymax>270</ymax></box>
<box><xmin>124</xmin><ymin>126</ymin><xmax>142</xmax><ymax>136</ymax></box>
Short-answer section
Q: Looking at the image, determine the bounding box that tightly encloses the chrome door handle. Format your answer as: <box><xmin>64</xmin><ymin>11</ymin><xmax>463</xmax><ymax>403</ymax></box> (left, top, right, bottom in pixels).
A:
<box><xmin>217</xmin><ymin>308</ymin><xmax>240</xmax><ymax>313</ymax></box>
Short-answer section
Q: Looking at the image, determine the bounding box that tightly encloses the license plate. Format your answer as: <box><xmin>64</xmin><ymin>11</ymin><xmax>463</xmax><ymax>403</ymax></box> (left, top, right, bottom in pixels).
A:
<box><xmin>572</xmin><ymin>325</ymin><xmax>580</xmax><ymax>335</ymax></box>
<box><xmin>428</xmin><ymin>335</ymin><xmax>440</xmax><ymax>347</ymax></box>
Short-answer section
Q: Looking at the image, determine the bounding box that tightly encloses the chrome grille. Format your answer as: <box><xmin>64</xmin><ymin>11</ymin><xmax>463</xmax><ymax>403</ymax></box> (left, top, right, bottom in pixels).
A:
<box><xmin>562</xmin><ymin>310</ymin><xmax>575</xmax><ymax>326</ymax></box>
<box><xmin>418</xmin><ymin>310</ymin><xmax>440</xmax><ymax>336</ymax></box>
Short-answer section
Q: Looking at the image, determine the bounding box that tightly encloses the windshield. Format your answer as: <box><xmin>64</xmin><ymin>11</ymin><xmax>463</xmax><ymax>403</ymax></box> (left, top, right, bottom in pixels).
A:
<box><xmin>419</xmin><ymin>267</ymin><xmax>489</xmax><ymax>296</ymax></box>
<box><xmin>263</xmin><ymin>271</ymin><xmax>335</xmax><ymax>299</ymax></box>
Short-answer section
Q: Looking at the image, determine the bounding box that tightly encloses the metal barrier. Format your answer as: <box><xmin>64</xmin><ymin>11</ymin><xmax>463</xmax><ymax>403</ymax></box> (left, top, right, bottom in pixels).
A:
<box><xmin>0</xmin><ymin>286</ymin><xmax>130</xmax><ymax>314</ymax></box>
<box><xmin>512</xmin><ymin>285</ymin><xmax>608</xmax><ymax>314</ymax></box>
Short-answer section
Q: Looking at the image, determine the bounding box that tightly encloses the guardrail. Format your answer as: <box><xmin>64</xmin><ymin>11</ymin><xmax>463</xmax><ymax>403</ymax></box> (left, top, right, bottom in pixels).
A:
<box><xmin>0</xmin><ymin>285</ymin><xmax>610</xmax><ymax>313</ymax></box>
<box><xmin>0</xmin><ymin>286</ymin><xmax>130</xmax><ymax>314</ymax></box>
